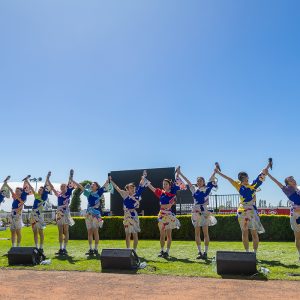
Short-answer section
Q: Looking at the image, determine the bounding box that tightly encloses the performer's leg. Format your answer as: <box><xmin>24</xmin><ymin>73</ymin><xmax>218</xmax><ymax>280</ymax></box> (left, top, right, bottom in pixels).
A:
<box><xmin>166</xmin><ymin>229</ymin><xmax>172</xmax><ymax>253</ymax></box>
<box><xmin>39</xmin><ymin>229</ymin><xmax>44</xmax><ymax>250</ymax></box>
<box><xmin>63</xmin><ymin>224</ymin><xmax>69</xmax><ymax>250</ymax></box>
<box><xmin>125</xmin><ymin>232</ymin><xmax>131</xmax><ymax>249</ymax></box>
<box><xmin>159</xmin><ymin>227</ymin><xmax>166</xmax><ymax>251</ymax></box>
<box><xmin>250</xmin><ymin>229</ymin><xmax>259</xmax><ymax>253</ymax></box>
<box><xmin>11</xmin><ymin>229</ymin><xmax>16</xmax><ymax>247</ymax></box>
<box><xmin>132</xmin><ymin>233</ymin><xmax>138</xmax><ymax>251</ymax></box>
<box><xmin>58</xmin><ymin>225</ymin><xmax>64</xmax><ymax>250</ymax></box>
<box><xmin>195</xmin><ymin>226</ymin><xmax>201</xmax><ymax>253</ymax></box>
<box><xmin>87</xmin><ymin>228</ymin><xmax>93</xmax><ymax>250</ymax></box>
<box><xmin>202</xmin><ymin>225</ymin><xmax>210</xmax><ymax>254</ymax></box>
<box><xmin>294</xmin><ymin>230</ymin><xmax>300</xmax><ymax>259</ymax></box>
<box><xmin>242</xmin><ymin>228</ymin><xmax>250</xmax><ymax>251</ymax></box>
<box><xmin>93</xmin><ymin>228</ymin><xmax>99</xmax><ymax>251</ymax></box>
<box><xmin>33</xmin><ymin>227</ymin><xmax>39</xmax><ymax>248</ymax></box>
<box><xmin>16</xmin><ymin>229</ymin><xmax>22</xmax><ymax>247</ymax></box>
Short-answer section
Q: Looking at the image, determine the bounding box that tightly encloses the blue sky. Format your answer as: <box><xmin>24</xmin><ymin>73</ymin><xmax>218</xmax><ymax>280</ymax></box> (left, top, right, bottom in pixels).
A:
<box><xmin>0</xmin><ymin>0</ymin><xmax>300</xmax><ymax>206</ymax></box>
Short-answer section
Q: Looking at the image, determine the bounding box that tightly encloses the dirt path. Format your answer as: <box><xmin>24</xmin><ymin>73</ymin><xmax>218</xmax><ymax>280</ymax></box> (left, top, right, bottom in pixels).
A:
<box><xmin>0</xmin><ymin>269</ymin><xmax>299</xmax><ymax>299</ymax></box>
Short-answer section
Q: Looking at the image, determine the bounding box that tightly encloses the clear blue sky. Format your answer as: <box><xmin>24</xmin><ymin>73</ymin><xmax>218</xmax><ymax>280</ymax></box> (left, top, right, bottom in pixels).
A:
<box><xmin>0</xmin><ymin>0</ymin><xmax>299</xmax><ymax>205</ymax></box>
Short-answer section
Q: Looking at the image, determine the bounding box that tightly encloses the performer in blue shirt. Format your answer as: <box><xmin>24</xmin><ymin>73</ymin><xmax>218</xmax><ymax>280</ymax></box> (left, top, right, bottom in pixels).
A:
<box><xmin>215</xmin><ymin>160</ymin><xmax>271</xmax><ymax>253</ymax></box>
<box><xmin>27</xmin><ymin>172</ymin><xmax>52</xmax><ymax>252</ymax></box>
<box><xmin>76</xmin><ymin>179</ymin><xmax>109</xmax><ymax>255</ymax></box>
<box><xmin>5</xmin><ymin>177</ymin><xmax>31</xmax><ymax>247</ymax></box>
<box><xmin>176</xmin><ymin>166</ymin><xmax>217</xmax><ymax>260</ymax></box>
<box><xmin>110</xmin><ymin>171</ymin><xmax>147</xmax><ymax>253</ymax></box>
<box><xmin>147</xmin><ymin>168</ymin><xmax>184</xmax><ymax>258</ymax></box>
<box><xmin>267</xmin><ymin>171</ymin><xmax>300</xmax><ymax>261</ymax></box>
<box><xmin>47</xmin><ymin>170</ymin><xmax>77</xmax><ymax>255</ymax></box>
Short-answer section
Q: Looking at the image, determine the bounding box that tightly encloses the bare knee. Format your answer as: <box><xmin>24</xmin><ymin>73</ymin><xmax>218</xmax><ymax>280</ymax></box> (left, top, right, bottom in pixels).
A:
<box><xmin>167</xmin><ymin>230</ymin><xmax>172</xmax><ymax>240</ymax></box>
<box><xmin>251</xmin><ymin>230</ymin><xmax>259</xmax><ymax>241</ymax></box>
<box><xmin>242</xmin><ymin>229</ymin><xmax>249</xmax><ymax>239</ymax></box>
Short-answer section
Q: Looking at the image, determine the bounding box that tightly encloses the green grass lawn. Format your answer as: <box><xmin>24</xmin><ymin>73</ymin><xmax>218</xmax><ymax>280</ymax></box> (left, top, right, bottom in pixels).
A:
<box><xmin>0</xmin><ymin>225</ymin><xmax>299</xmax><ymax>280</ymax></box>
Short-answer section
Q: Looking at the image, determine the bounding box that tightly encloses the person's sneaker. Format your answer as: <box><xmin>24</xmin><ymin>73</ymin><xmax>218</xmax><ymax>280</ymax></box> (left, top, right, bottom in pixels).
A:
<box><xmin>55</xmin><ymin>249</ymin><xmax>64</xmax><ymax>255</ymax></box>
<box><xmin>202</xmin><ymin>252</ymin><xmax>208</xmax><ymax>260</ymax></box>
<box><xmin>94</xmin><ymin>249</ymin><xmax>99</xmax><ymax>255</ymax></box>
<box><xmin>63</xmin><ymin>249</ymin><xmax>68</xmax><ymax>255</ymax></box>
<box><xmin>158</xmin><ymin>250</ymin><xmax>164</xmax><ymax>257</ymax></box>
<box><xmin>163</xmin><ymin>252</ymin><xmax>169</xmax><ymax>258</ymax></box>
<box><xmin>85</xmin><ymin>249</ymin><xmax>94</xmax><ymax>255</ymax></box>
<box><xmin>196</xmin><ymin>252</ymin><xmax>203</xmax><ymax>259</ymax></box>
<box><xmin>38</xmin><ymin>248</ymin><xmax>44</xmax><ymax>254</ymax></box>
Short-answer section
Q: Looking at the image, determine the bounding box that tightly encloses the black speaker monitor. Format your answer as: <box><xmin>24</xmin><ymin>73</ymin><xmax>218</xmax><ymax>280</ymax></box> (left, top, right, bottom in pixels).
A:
<box><xmin>100</xmin><ymin>248</ymin><xmax>140</xmax><ymax>270</ymax></box>
<box><xmin>8</xmin><ymin>247</ymin><xmax>45</xmax><ymax>265</ymax></box>
<box><xmin>216</xmin><ymin>251</ymin><xmax>257</xmax><ymax>275</ymax></box>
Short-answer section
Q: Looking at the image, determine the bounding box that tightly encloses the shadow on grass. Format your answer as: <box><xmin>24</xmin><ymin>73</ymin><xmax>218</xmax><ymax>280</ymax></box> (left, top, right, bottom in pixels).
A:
<box><xmin>141</xmin><ymin>256</ymin><xmax>213</xmax><ymax>265</ymax></box>
<box><xmin>258</xmin><ymin>259</ymin><xmax>299</xmax><ymax>269</ymax></box>
<box><xmin>286</xmin><ymin>272</ymin><xmax>300</xmax><ymax>277</ymax></box>
<box><xmin>52</xmin><ymin>255</ymin><xmax>80</xmax><ymax>265</ymax></box>
<box><xmin>220</xmin><ymin>273</ymin><xmax>268</xmax><ymax>281</ymax></box>
<box><xmin>100</xmin><ymin>268</ymin><xmax>138</xmax><ymax>274</ymax></box>
<box><xmin>86</xmin><ymin>254</ymin><xmax>101</xmax><ymax>261</ymax></box>
<box><xmin>141</xmin><ymin>257</ymin><xmax>195</xmax><ymax>264</ymax></box>
<box><xmin>164</xmin><ymin>256</ymin><xmax>196</xmax><ymax>264</ymax></box>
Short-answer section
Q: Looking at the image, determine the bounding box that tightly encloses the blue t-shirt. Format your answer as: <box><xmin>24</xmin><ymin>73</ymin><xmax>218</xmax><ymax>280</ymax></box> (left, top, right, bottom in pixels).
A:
<box><xmin>231</xmin><ymin>173</ymin><xmax>265</xmax><ymax>203</ymax></box>
<box><xmin>123</xmin><ymin>185</ymin><xmax>145</xmax><ymax>209</ymax></box>
<box><xmin>155</xmin><ymin>185</ymin><xmax>180</xmax><ymax>205</ymax></box>
<box><xmin>11</xmin><ymin>190</ymin><xmax>29</xmax><ymax>214</ymax></box>
<box><xmin>190</xmin><ymin>181</ymin><xmax>215</xmax><ymax>205</ymax></box>
<box><xmin>32</xmin><ymin>189</ymin><xmax>50</xmax><ymax>209</ymax></box>
<box><xmin>57</xmin><ymin>187</ymin><xmax>74</xmax><ymax>210</ymax></box>
<box><xmin>84</xmin><ymin>187</ymin><xmax>106</xmax><ymax>211</ymax></box>
<box><xmin>282</xmin><ymin>186</ymin><xmax>300</xmax><ymax>206</ymax></box>
<box><xmin>0</xmin><ymin>192</ymin><xmax>4</xmax><ymax>204</ymax></box>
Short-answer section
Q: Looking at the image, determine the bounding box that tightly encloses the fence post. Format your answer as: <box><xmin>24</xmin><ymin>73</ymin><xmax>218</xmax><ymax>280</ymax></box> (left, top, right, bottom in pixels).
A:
<box><xmin>215</xmin><ymin>195</ymin><xmax>218</xmax><ymax>212</ymax></box>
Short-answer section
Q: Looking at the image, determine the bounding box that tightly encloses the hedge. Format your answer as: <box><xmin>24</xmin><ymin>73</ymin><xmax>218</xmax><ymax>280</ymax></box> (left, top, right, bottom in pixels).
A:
<box><xmin>69</xmin><ymin>215</ymin><xmax>294</xmax><ymax>241</ymax></box>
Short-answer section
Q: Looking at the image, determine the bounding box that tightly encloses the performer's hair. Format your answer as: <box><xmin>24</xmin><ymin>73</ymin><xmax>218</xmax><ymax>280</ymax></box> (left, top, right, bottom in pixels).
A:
<box><xmin>125</xmin><ymin>183</ymin><xmax>135</xmax><ymax>190</ymax></box>
<box><xmin>16</xmin><ymin>187</ymin><xmax>23</xmax><ymax>192</ymax></box>
<box><xmin>196</xmin><ymin>177</ymin><xmax>206</xmax><ymax>186</ymax></box>
<box><xmin>93</xmin><ymin>182</ymin><xmax>100</xmax><ymax>189</ymax></box>
<box><xmin>163</xmin><ymin>179</ymin><xmax>173</xmax><ymax>186</ymax></box>
<box><xmin>284</xmin><ymin>176</ymin><xmax>294</xmax><ymax>186</ymax></box>
<box><xmin>238</xmin><ymin>172</ymin><xmax>248</xmax><ymax>182</ymax></box>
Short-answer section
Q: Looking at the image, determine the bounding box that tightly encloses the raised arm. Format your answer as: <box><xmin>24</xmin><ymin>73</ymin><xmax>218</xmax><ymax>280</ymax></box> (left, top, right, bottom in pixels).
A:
<box><xmin>101</xmin><ymin>179</ymin><xmax>110</xmax><ymax>190</ymax></box>
<box><xmin>71</xmin><ymin>179</ymin><xmax>85</xmax><ymax>192</ymax></box>
<box><xmin>267</xmin><ymin>172</ymin><xmax>284</xmax><ymax>189</ymax></box>
<box><xmin>109</xmin><ymin>179</ymin><xmax>128</xmax><ymax>198</ymax></box>
<box><xmin>24</xmin><ymin>179</ymin><xmax>35</xmax><ymax>194</ymax></box>
<box><xmin>146</xmin><ymin>182</ymin><xmax>156</xmax><ymax>193</ymax></box>
<box><xmin>47</xmin><ymin>179</ymin><xmax>59</xmax><ymax>197</ymax></box>
<box><xmin>4</xmin><ymin>182</ymin><xmax>14</xmax><ymax>195</ymax></box>
<box><xmin>208</xmin><ymin>170</ymin><xmax>217</xmax><ymax>182</ymax></box>
<box><xmin>176</xmin><ymin>166</ymin><xmax>193</xmax><ymax>187</ymax></box>
<box><xmin>215</xmin><ymin>168</ymin><xmax>235</xmax><ymax>185</ymax></box>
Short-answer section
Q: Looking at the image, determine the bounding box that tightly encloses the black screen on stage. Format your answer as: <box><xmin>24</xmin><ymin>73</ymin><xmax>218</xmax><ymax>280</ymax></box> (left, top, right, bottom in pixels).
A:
<box><xmin>110</xmin><ymin>167</ymin><xmax>175</xmax><ymax>216</ymax></box>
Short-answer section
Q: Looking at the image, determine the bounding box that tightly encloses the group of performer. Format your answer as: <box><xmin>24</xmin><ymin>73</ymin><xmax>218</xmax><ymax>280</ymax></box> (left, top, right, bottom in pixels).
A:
<box><xmin>0</xmin><ymin>158</ymin><xmax>300</xmax><ymax>261</ymax></box>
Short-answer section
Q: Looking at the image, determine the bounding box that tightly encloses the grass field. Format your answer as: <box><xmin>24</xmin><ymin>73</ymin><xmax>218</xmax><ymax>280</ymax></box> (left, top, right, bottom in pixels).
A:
<box><xmin>0</xmin><ymin>225</ymin><xmax>299</xmax><ymax>280</ymax></box>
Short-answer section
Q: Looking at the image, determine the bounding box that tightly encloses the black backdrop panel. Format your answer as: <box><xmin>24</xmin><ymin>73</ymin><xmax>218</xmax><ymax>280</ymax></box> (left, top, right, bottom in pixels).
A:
<box><xmin>110</xmin><ymin>167</ymin><xmax>175</xmax><ymax>216</ymax></box>
<box><xmin>176</xmin><ymin>189</ymin><xmax>194</xmax><ymax>204</ymax></box>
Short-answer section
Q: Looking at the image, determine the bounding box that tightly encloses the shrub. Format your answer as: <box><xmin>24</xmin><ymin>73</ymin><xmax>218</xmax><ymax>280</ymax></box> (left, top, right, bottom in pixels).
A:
<box><xmin>69</xmin><ymin>214</ymin><xmax>294</xmax><ymax>241</ymax></box>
